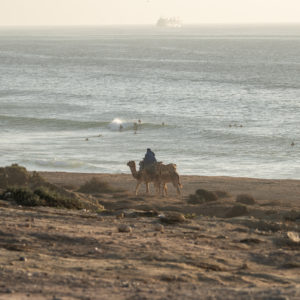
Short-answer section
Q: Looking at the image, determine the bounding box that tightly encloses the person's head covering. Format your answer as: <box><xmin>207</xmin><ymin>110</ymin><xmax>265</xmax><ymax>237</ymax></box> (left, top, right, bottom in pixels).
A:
<box><xmin>147</xmin><ymin>148</ymin><xmax>151</xmax><ymax>152</ymax></box>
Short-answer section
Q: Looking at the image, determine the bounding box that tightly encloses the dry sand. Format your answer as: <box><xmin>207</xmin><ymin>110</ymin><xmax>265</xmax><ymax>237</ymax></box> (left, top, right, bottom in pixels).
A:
<box><xmin>0</xmin><ymin>172</ymin><xmax>300</xmax><ymax>299</ymax></box>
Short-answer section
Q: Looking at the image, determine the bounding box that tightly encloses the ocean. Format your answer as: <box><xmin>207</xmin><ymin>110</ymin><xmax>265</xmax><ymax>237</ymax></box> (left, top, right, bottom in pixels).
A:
<box><xmin>0</xmin><ymin>25</ymin><xmax>299</xmax><ymax>179</ymax></box>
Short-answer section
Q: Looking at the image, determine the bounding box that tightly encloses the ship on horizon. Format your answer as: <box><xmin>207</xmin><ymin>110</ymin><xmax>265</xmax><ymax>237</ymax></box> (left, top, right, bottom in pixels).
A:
<box><xmin>156</xmin><ymin>17</ymin><xmax>182</xmax><ymax>28</ymax></box>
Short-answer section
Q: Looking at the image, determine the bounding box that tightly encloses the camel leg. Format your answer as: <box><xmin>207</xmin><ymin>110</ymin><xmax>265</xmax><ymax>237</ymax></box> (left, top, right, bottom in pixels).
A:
<box><xmin>135</xmin><ymin>182</ymin><xmax>142</xmax><ymax>195</ymax></box>
<box><xmin>154</xmin><ymin>182</ymin><xmax>160</xmax><ymax>196</ymax></box>
<box><xmin>145</xmin><ymin>182</ymin><xmax>150</xmax><ymax>194</ymax></box>
<box><xmin>162</xmin><ymin>183</ymin><xmax>168</xmax><ymax>197</ymax></box>
<box><xmin>173</xmin><ymin>181</ymin><xmax>181</xmax><ymax>195</ymax></box>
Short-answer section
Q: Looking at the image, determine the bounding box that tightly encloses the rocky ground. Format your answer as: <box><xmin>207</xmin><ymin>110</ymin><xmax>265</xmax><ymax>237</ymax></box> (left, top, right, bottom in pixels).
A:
<box><xmin>0</xmin><ymin>172</ymin><xmax>299</xmax><ymax>299</ymax></box>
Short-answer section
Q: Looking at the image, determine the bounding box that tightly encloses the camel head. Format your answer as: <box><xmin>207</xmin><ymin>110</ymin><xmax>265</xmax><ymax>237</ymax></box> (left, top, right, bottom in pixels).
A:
<box><xmin>127</xmin><ymin>160</ymin><xmax>136</xmax><ymax>168</ymax></box>
<box><xmin>127</xmin><ymin>160</ymin><xmax>141</xmax><ymax>180</ymax></box>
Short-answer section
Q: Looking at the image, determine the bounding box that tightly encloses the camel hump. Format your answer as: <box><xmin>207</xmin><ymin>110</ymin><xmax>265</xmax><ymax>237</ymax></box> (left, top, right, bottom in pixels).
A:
<box><xmin>156</xmin><ymin>163</ymin><xmax>178</xmax><ymax>177</ymax></box>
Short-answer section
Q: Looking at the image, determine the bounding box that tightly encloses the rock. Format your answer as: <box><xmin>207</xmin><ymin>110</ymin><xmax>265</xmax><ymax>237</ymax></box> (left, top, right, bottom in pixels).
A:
<box><xmin>19</xmin><ymin>256</ymin><xmax>27</xmax><ymax>262</ymax></box>
<box><xmin>159</xmin><ymin>212</ymin><xmax>186</xmax><ymax>224</ymax></box>
<box><xmin>118</xmin><ymin>224</ymin><xmax>132</xmax><ymax>233</ymax></box>
<box><xmin>225</xmin><ymin>205</ymin><xmax>249</xmax><ymax>218</ymax></box>
<box><xmin>154</xmin><ymin>224</ymin><xmax>164</xmax><ymax>232</ymax></box>
<box><xmin>286</xmin><ymin>231</ymin><xmax>300</xmax><ymax>243</ymax></box>
<box><xmin>120</xmin><ymin>281</ymin><xmax>130</xmax><ymax>288</ymax></box>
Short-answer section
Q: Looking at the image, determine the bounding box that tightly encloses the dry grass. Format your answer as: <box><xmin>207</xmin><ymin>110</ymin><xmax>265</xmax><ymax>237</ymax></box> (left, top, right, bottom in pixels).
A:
<box><xmin>188</xmin><ymin>189</ymin><xmax>218</xmax><ymax>204</ymax></box>
<box><xmin>236</xmin><ymin>194</ymin><xmax>256</xmax><ymax>205</ymax></box>
<box><xmin>215</xmin><ymin>190</ymin><xmax>231</xmax><ymax>198</ymax></box>
<box><xmin>77</xmin><ymin>177</ymin><xmax>116</xmax><ymax>194</ymax></box>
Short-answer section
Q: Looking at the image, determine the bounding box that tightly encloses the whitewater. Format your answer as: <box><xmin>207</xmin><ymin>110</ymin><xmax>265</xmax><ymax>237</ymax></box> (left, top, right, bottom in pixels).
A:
<box><xmin>0</xmin><ymin>25</ymin><xmax>299</xmax><ymax>178</ymax></box>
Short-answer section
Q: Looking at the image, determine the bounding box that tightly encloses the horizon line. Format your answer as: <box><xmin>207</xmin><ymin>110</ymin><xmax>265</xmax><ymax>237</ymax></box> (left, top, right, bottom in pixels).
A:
<box><xmin>0</xmin><ymin>22</ymin><xmax>300</xmax><ymax>28</ymax></box>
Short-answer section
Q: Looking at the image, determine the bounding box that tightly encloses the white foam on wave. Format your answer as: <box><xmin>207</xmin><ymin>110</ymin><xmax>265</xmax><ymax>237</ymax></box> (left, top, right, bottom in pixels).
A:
<box><xmin>108</xmin><ymin>118</ymin><xmax>133</xmax><ymax>131</ymax></box>
<box><xmin>34</xmin><ymin>158</ymin><xmax>86</xmax><ymax>169</ymax></box>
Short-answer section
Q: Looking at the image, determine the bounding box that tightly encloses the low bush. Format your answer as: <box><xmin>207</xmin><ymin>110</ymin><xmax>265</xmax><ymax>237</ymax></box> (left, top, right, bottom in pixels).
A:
<box><xmin>0</xmin><ymin>165</ymin><xmax>104</xmax><ymax>211</ymax></box>
<box><xmin>3</xmin><ymin>187</ymin><xmax>45</xmax><ymax>207</ymax></box>
<box><xmin>225</xmin><ymin>204</ymin><xmax>249</xmax><ymax>218</ymax></box>
<box><xmin>0</xmin><ymin>164</ymin><xmax>29</xmax><ymax>188</ymax></box>
<box><xmin>78</xmin><ymin>177</ymin><xmax>115</xmax><ymax>194</ymax></box>
<box><xmin>2</xmin><ymin>186</ymin><xmax>84</xmax><ymax>210</ymax></box>
<box><xmin>236</xmin><ymin>194</ymin><xmax>256</xmax><ymax>205</ymax></box>
<box><xmin>34</xmin><ymin>187</ymin><xmax>84</xmax><ymax>209</ymax></box>
<box><xmin>188</xmin><ymin>189</ymin><xmax>218</xmax><ymax>204</ymax></box>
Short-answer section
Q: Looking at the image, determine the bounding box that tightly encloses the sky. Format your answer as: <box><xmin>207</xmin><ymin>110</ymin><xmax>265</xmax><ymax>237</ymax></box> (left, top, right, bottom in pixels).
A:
<box><xmin>1</xmin><ymin>0</ymin><xmax>300</xmax><ymax>26</ymax></box>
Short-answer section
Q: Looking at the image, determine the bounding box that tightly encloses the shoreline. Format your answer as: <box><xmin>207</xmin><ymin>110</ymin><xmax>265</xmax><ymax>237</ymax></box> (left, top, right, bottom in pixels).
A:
<box><xmin>38</xmin><ymin>171</ymin><xmax>300</xmax><ymax>202</ymax></box>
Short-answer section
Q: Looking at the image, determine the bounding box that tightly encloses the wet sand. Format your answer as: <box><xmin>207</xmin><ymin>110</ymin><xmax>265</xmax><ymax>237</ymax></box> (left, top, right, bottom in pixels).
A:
<box><xmin>0</xmin><ymin>172</ymin><xmax>299</xmax><ymax>299</ymax></box>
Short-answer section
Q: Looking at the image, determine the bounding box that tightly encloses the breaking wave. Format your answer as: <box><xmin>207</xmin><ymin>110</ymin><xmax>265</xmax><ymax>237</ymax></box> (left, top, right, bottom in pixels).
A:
<box><xmin>107</xmin><ymin>118</ymin><xmax>168</xmax><ymax>131</ymax></box>
<box><xmin>0</xmin><ymin>115</ymin><xmax>108</xmax><ymax>131</ymax></box>
<box><xmin>33</xmin><ymin>158</ymin><xmax>87</xmax><ymax>169</ymax></box>
<box><xmin>0</xmin><ymin>115</ymin><xmax>169</xmax><ymax>132</ymax></box>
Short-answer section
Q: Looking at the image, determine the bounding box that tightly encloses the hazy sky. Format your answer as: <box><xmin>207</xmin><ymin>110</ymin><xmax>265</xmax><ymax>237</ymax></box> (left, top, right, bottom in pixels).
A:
<box><xmin>1</xmin><ymin>0</ymin><xmax>300</xmax><ymax>26</ymax></box>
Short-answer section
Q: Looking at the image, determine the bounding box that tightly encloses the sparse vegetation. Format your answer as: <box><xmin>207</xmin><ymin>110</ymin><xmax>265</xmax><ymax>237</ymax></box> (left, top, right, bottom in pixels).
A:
<box><xmin>2</xmin><ymin>187</ymin><xmax>85</xmax><ymax>210</ymax></box>
<box><xmin>0</xmin><ymin>164</ymin><xmax>29</xmax><ymax>188</ymax></box>
<box><xmin>185</xmin><ymin>213</ymin><xmax>196</xmax><ymax>219</ymax></box>
<box><xmin>188</xmin><ymin>189</ymin><xmax>218</xmax><ymax>204</ymax></box>
<box><xmin>2</xmin><ymin>187</ymin><xmax>45</xmax><ymax>207</ymax></box>
<box><xmin>34</xmin><ymin>187</ymin><xmax>85</xmax><ymax>209</ymax></box>
<box><xmin>215</xmin><ymin>190</ymin><xmax>230</xmax><ymax>198</ymax></box>
<box><xmin>78</xmin><ymin>177</ymin><xmax>116</xmax><ymax>194</ymax></box>
<box><xmin>236</xmin><ymin>194</ymin><xmax>256</xmax><ymax>205</ymax></box>
<box><xmin>0</xmin><ymin>164</ymin><xmax>104</xmax><ymax>211</ymax></box>
<box><xmin>225</xmin><ymin>204</ymin><xmax>249</xmax><ymax>218</ymax></box>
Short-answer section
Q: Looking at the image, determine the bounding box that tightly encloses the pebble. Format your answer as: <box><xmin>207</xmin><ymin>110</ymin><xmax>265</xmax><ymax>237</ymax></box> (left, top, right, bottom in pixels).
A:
<box><xmin>121</xmin><ymin>281</ymin><xmax>130</xmax><ymax>288</ymax></box>
<box><xmin>118</xmin><ymin>224</ymin><xmax>132</xmax><ymax>233</ymax></box>
<box><xmin>159</xmin><ymin>212</ymin><xmax>186</xmax><ymax>224</ymax></box>
<box><xmin>19</xmin><ymin>256</ymin><xmax>27</xmax><ymax>262</ymax></box>
<box><xmin>154</xmin><ymin>224</ymin><xmax>164</xmax><ymax>232</ymax></box>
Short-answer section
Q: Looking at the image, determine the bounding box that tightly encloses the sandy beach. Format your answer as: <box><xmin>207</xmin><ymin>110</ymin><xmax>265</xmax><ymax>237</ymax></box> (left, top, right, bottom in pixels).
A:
<box><xmin>0</xmin><ymin>171</ymin><xmax>300</xmax><ymax>299</ymax></box>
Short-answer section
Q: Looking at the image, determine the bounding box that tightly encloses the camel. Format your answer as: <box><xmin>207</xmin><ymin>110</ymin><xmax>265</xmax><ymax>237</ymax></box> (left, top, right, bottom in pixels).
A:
<box><xmin>127</xmin><ymin>161</ymin><xmax>160</xmax><ymax>195</ymax></box>
<box><xmin>127</xmin><ymin>161</ymin><xmax>182</xmax><ymax>196</ymax></box>
<box><xmin>156</xmin><ymin>162</ymin><xmax>183</xmax><ymax>196</ymax></box>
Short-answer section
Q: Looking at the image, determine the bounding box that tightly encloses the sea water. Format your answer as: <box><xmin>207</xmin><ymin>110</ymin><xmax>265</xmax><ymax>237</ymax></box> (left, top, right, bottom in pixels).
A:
<box><xmin>0</xmin><ymin>25</ymin><xmax>299</xmax><ymax>178</ymax></box>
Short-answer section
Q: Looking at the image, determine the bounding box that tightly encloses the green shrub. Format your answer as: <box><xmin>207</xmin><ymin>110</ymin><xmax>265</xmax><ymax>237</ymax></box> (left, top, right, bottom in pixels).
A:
<box><xmin>34</xmin><ymin>187</ymin><xmax>84</xmax><ymax>209</ymax></box>
<box><xmin>2</xmin><ymin>186</ymin><xmax>84</xmax><ymax>210</ymax></box>
<box><xmin>0</xmin><ymin>165</ymin><xmax>104</xmax><ymax>211</ymax></box>
<box><xmin>4</xmin><ymin>187</ymin><xmax>45</xmax><ymax>206</ymax></box>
